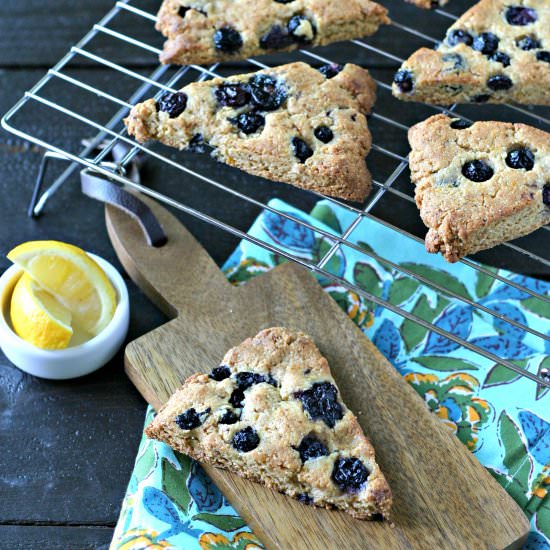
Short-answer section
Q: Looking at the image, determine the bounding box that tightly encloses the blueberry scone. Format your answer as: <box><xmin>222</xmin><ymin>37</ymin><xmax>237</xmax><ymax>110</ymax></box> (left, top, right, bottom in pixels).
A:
<box><xmin>393</xmin><ymin>0</ymin><xmax>550</xmax><ymax>105</ymax></box>
<box><xmin>145</xmin><ymin>327</ymin><xmax>392</xmax><ymax>520</ymax></box>
<box><xmin>409</xmin><ymin>114</ymin><xmax>550</xmax><ymax>262</ymax></box>
<box><xmin>155</xmin><ymin>0</ymin><xmax>390</xmax><ymax>66</ymax></box>
<box><xmin>125</xmin><ymin>62</ymin><xmax>376</xmax><ymax>201</ymax></box>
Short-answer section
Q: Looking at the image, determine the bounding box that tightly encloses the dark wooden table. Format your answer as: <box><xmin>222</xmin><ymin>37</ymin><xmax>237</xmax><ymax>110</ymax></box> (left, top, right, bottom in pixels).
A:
<box><xmin>0</xmin><ymin>1</ymin><xmax>546</xmax><ymax>548</ymax></box>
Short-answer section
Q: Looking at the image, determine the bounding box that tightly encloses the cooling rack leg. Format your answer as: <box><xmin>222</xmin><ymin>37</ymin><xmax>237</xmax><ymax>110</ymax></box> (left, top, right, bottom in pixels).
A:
<box><xmin>27</xmin><ymin>152</ymin><xmax>76</xmax><ymax>218</ymax></box>
<box><xmin>27</xmin><ymin>154</ymin><xmax>49</xmax><ymax>218</ymax></box>
<box><xmin>28</xmin><ymin>132</ymin><xmax>138</xmax><ymax>218</ymax></box>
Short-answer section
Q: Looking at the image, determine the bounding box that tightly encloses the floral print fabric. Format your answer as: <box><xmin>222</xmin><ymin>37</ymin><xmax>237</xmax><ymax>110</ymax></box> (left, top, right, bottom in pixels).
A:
<box><xmin>112</xmin><ymin>199</ymin><xmax>549</xmax><ymax>549</ymax></box>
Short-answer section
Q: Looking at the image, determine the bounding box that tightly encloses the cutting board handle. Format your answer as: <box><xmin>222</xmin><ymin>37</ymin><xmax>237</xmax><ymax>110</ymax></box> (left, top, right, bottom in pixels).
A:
<box><xmin>105</xmin><ymin>193</ymin><xmax>232</xmax><ymax>318</ymax></box>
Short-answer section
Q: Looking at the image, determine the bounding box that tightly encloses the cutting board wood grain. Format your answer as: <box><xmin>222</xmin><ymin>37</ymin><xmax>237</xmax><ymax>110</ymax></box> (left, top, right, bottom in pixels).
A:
<box><xmin>106</xmin><ymin>197</ymin><xmax>530</xmax><ymax>550</ymax></box>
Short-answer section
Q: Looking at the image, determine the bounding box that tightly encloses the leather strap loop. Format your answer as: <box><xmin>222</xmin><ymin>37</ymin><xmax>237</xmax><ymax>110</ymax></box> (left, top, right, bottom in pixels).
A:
<box><xmin>81</xmin><ymin>170</ymin><xmax>167</xmax><ymax>248</ymax></box>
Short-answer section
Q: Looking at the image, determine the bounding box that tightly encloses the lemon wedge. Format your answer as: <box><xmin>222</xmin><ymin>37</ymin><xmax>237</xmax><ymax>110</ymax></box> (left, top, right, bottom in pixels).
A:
<box><xmin>11</xmin><ymin>273</ymin><xmax>73</xmax><ymax>350</ymax></box>
<box><xmin>7</xmin><ymin>241</ymin><xmax>117</xmax><ymax>339</ymax></box>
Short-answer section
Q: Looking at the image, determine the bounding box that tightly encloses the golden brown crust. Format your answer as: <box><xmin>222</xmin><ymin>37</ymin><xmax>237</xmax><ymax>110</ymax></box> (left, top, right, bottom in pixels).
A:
<box><xmin>145</xmin><ymin>327</ymin><xmax>392</xmax><ymax>520</ymax></box>
<box><xmin>404</xmin><ymin>0</ymin><xmax>449</xmax><ymax>9</ymax></box>
<box><xmin>393</xmin><ymin>0</ymin><xmax>550</xmax><ymax>105</ymax></box>
<box><xmin>125</xmin><ymin>62</ymin><xmax>376</xmax><ymax>202</ymax></box>
<box><xmin>156</xmin><ymin>0</ymin><xmax>390</xmax><ymax>66</ymax></box>
<box><xmin>408</xmin><ymin>114</ymin><xmax>550</xmax><ymax>262</ymax></box>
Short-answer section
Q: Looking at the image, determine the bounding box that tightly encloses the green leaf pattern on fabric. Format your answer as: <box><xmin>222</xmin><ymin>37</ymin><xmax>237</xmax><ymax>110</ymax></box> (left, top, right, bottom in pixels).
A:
<box><xmin>388</xmin><ymin>277</ymin><xmax>420</xmax><ymax>306</ymax></box>
<box><xmin>412</xmin><ymin>356</ymin><xmax>479</xmax><ymax>372</ymax></box>
<box><xmin>192</xmin><ymin>513</ymin><xmax>248</xmax><ymax>532</ymax></box>
<box><xmin>488</xmin><ymin>411</ymin><xmax>550</xmax><ymax>537</ymax></box>
<box><xmin>483</xmin><ymin>360</ymin><xmax>529</xmax><ymax>389</ymax></box>
<box><xmin>400</xmin><ymin>294</ymin><xmax>448</xmax><ymax>352</ymax></box>
<box><xmin>475</xmin><ymin>268</ymin><xmax>497</xmax><ymax>299</ymax></box>
<box><xmin>162</xmin><ymin>455</ymin><xmax>192</xmax><ymax>513</ymax></box>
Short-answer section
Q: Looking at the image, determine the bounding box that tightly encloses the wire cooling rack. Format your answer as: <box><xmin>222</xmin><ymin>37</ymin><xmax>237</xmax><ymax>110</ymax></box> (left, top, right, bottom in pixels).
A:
<box><xmin>2</xmin><ymin>0</ymin><xmax>550</xmax><ymax>389</ymax></box>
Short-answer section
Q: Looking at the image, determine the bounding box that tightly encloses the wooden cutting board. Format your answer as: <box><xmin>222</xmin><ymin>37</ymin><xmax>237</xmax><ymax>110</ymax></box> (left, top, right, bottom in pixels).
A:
<box><xmin>106</xmin><ymin>196</ymin><xmax>530</xmax><ymax>550</ymax></box>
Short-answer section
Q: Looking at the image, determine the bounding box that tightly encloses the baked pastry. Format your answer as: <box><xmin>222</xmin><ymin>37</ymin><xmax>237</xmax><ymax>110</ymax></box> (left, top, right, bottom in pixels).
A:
<box><xmin>405</xmin><ymin>0</ymin><xmax>449</xmax><ymax>10</ymax></box>
<box><xmin>408</xmin><ymin>114</ymin><xmax>550</xmax><ymax>262</ymax></box>
<box><xmin>145</xmin><ymin>327</ymin><xmax>392</xmax><ymax>520</ymax></box>
<box><xmin>125</xmin><ymin>62</ymin><xmax>376</xmax><ymax>201</ymax></box>
<box><xmin>155</xmin><ymin>0</ymin><xmax>390</xmax><ymax>66</ymax></box>
<box><xmin>393</xmin><ymin>0</ymin><xmax>550</xmax><ymax>105</ymax></box>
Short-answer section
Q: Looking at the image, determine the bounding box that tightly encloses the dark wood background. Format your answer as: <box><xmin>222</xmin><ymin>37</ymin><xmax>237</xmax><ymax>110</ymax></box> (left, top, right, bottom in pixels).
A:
<box><xmin>0</xmin><ymin>0</ymin><xmax>546</xmax><ymax>547</ymax></box>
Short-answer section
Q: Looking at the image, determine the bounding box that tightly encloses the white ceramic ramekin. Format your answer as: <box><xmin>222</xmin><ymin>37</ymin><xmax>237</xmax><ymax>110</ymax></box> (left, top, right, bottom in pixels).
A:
<box><xmin>0</xmin><ymin>253</ymin><xmax>129</xmax><ymax>380</ymax></box>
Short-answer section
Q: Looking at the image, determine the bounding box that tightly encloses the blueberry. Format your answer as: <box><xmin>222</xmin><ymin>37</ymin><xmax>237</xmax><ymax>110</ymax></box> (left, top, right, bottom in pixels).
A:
<box><xmin>248</xmin><ymin>74</ymin><xmax>287</xmax><ymax>111</ymax></box>
<box><xmin>318</xmin><ymin>64</ymin><xmax>343</xmax><ymax>79</ymax></box>
<box><xmin>505</xmin><ymin>6</ymin><xmax>537</xmax><ymax>26</ymax></box>
<box><xmin>274</xmin><ymin>0</ymin><xmax>295</xmax><ymax>2</ymax></box>
<box><xmin>473</xmin><ymin>94</ymin><xmax>491</xmax><ymax>103</ymax></box>
<box><xmin>175</xmin><ymin>407</ymin><xmax>210</xmax><ymax>430</ymax></box>
<box><xmin>260</xmin><ymin>25</ymin><xmax>293</xmax><ymax>50</ymax></box>
<box><xmin>296</xmin><ymin>493</ymin><xmax>314</xmax><ymax>505</ymax></box>
<box><xmin>210</xmin><ymin>365</ymin><xmax>231</xmax><ymax>381</ymax></box>
<box><xmin>536</xmin><ymin>51</ymin><xmax>550</xmax><ymax>63</ymax></box>
<box><xmin>219</xmin><ymin>408</ymin><xmax>240</xmax><ymax>425</ymax></box>
<box><xmin>473</xmin><ymin>32</ymin><xmax>499</xmax><ymax>55</ymax></box>
<box><xmin>229</xmin><ymin>388</ymin><xmax>245</xmax><ymax>408</ymax></box>
<box><xmin>430</xmin><ymin>0</ymin><xmax>439</xmax><ymax>8</ymax></box>
<box><xmin>462</xmin><ymin>160</ymin><xmax>494</xmax><ymax>182</ymax></box>
<box><xmin>235</xmin><ymin>372</ymin><xmax>267</xmax><ymax>390</ymax></box>
<box><xmin>229</xmin><ymin>372</ymin><xmax>270</xmax><ymax>407</ymax></box>
<box><xmin>487</xmin><ymin>74</ymin><xmax>513</xmax><ymax>90</ymax></box>
<box><xmin>442</xmin><ymin>53</ymin><xmax>464</xmax><ymax>71</ymax></box>
<box><xmin>489</xmin><ymin>51</ymin><xmax>511</xmax><ymax>66</ymax></box>
<box><xmin>187</xmin><ymin>134</ymin><xmax>208</xmax><ymax>153</ymax></box>
<box><xmin>232</xmin><ymin>426</ymin><xmax>260</xmax><ymax>452</ymax></box>
<box><xmin>393</xmin><ymin>69</ymin><xmax>414</xmax><ymax>93</ymax></box>
<box><xmin>157</xmin><ymin>92</ymin><xmax>187</xmax><ymax>118</ymax></box>
<box><xmin>266</xmin><ymin>374</ymin><xmax>278</xmax><ymax>387</ymax></box>
<box><xmin>287</xmin><ymin>15</ymin><xmax>316</xmax><ymax>43</ymax></box>
<box><xmin>314</xmin><ymin>126</ymin><xmax>334</xmax><ymax>143</ymax></box>
<box><xmin>543</xmin><ymin>184</ymin><xmax>550</xmax><ymax>206</ymax></box>
<box><xmin>450</xmin><ymin>118</ymin><xmax>473</xmax><ymax>129</ymax></box>
<box><xmin>332</xmin><ymin>457</ymin><xmax>370</xmax><ymax>492</ymax></box>
<box><xmin>215</xmin><ymin>83</ymin><xmax>250</xmax><ymax>107</ymax></box>
<box><xmin>233</xmin><ymin>112</ymin><xmax>265</xmax><ymax>134</ymax></box>
<box><xmin>516</xmin><ymin>35</ymin><xmax>541</xmax><ymax>50</ymax></box>
<box><xmin>214</xmin><ymin>27</ymin><xmax>243</xmax><ymax>53</ymax></box>
<box><xmin>291</xmin><ymin>137</ymin><xmax>313</xmax><ymax>163</ymax></box>
<box><xmin>446</xmin><ymin>29</ymin><xmax>473</xmax><ymax>47</ymax></box>
<box><xmin>506</xmin><ymin>147</ymin><xmax>535</xmax><ymax>170</ymax></box>
<box><xmin>296</xmin><ymin>435</ymin><xmax>329</xmax><ymax>462</ymax></box>
<box><xmin>295</xmin><ymin>382</ymin><xmax>343</xmax><ymax>428</ymax></box>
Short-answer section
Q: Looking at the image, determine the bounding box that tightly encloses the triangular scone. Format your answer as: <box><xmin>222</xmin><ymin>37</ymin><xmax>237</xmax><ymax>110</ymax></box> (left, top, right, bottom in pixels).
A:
<box><xmin>125</xmin><ymin>62</ymin><xmax>376</xmax><ymax>201</ymax></box>
<box><xmin>409</xmin><ymin>114</ymin><xmax>550</xmax><ymax>262</ymax></box>
<box><xmin>145</xmin><ymin>327</ymin><xmax>392</xmax><ymax>520</ymax></box>
<box><xmin>393</xmin><ymin>0</ymin><xmax>550</xmax><ymax>105</ymax></box>
<box><xmin>155</xmin><ymin>0</ymin><xmax>390</xmax><ymax>66</ymax></box>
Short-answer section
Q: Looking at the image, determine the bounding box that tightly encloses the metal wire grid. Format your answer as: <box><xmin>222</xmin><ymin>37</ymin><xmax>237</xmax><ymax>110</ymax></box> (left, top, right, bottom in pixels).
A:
<box><xmin>2</xmin><ymin>0</ymin><xmax>550</xmax><ymax>389</ymax></box>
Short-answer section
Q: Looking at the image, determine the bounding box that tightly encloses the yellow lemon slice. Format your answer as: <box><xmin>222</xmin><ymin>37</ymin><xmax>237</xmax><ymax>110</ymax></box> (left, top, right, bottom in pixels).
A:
<box><xmin>7</xmin><ymin>241</ymin><xmax>117</xmax><ymax>337</ymax></box>
<box><xmin>11</xmin><ymin>273</ymin><xmax>73</xmax><ymax>350</ymax></box>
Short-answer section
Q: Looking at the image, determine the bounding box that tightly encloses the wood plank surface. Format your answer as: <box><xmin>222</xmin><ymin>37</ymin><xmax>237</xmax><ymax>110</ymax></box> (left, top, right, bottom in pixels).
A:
<box><xmin>0</xmin><ymin>0</ymin><xmax>547</xmax><ymax>545</ymax></box>
<box><xmin>106</xmin><ymin>196</ymin><xmax>530</xmax><ymax>550</ymax></box>
<box><xmin>0</xmin><ymin>526</ymin><xmax>113</xmax><ymax>549</ymax></box>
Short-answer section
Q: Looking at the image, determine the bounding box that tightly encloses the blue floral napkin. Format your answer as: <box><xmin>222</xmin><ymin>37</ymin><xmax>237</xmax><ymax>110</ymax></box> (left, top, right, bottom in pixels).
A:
<box><xmin>111</xmin><ymin>199</ymin><xmax>550</xmax><ymax>550</ymax></box>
